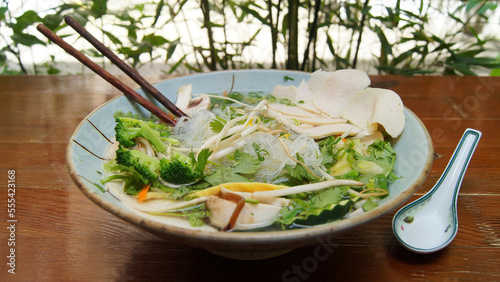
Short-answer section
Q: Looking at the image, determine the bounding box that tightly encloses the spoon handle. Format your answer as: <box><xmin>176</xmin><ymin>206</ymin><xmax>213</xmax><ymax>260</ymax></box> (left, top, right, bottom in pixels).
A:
<box><xmin>431</xmin><ymin>128</ymin><xmax>482</xmax><ymax>203</ymax></box>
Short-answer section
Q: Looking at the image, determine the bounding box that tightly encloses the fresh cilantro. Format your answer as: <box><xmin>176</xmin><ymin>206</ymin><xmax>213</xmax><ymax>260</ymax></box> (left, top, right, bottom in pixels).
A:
<box><xmin>282</xmin><ymin>154</ymin><xmax>322</xmax><ymax>185</ymax></box>
<box><xmin>367</xmin><ymin>139</ymin><xmax>396</xmax><ymax>159</ymax></box>
<box><xmin>339</xmin><ymin>169</ymin><xmax>360</xmax><ymax>180</ymax></box>
<box><xmin>184</xmin><ymin>180</ymin><xmax>212</xmax><ymax>191</ymax></box>
<box><xmin>233</xmin><ymin>150</ymin><xmax>260</xmax><ymax>174</ymax></box>
<box><xmin>277</xmin><ymin>200</ymin><xmax>306</xmax><ymax>226</ymax></box>
<box><xmin>210</xmin><ymin>116</ymin><xmax>226</xmax><ymax>133</ymax></box>
<box><xmin>318</xmin><ymin>136</ymin><xmax>342</xmax><ymax>168</ymax></box>
<box><xmin>365</xmin><ymin>140</ymin><xmax>397</xmax><ymax>178</ymax></box>
<box><xmin>184</xmin><ymin>204</ymin><xmax>210</xmax><ymax>227</ymax></box>
<box><xmin>364</xmin><ymin>174</ymin><xmax>388</xmax><ymax>191</ymax></box>
<box><xmin>204</xmin><ymin>166</ymin><xmax>251</xmax><ymax>186</ymax></box>
<box><xmin>187</xmin><ymin>212</ymin><xmax>207</xmax><ymax>227</ymax></box>
<box><xmin>193</xmin><ymin>148</ymin><xmax>212</xmax><ymax>174</ymax></box>
<box><xmin>362</xmin><ymin>198</ymin><xmax>379</xmax><ymax>212</ymax></box>
<box><xmin>310</xmin><ymin>187</ymin><xmax>343</xmax><ymax>209</ymax></box>
<box><xmin>168</xmin><ymin>186</ymin><xmax>191</xmax><ymax>200</ymax></box>
<box><xmin>284</xmin><ymin>75</ymin><xmax>295</xmax><ymax>81</ymax></box>
<box><xmin>203</xmin><ymin>151</ymin><xmax>261</xmax><ymax>186</ymax></box>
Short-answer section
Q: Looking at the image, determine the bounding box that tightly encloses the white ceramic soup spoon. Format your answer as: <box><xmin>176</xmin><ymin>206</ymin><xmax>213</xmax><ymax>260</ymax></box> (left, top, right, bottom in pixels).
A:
<box><xmin>392</xmin><ymin>128</ymin><xmax>482</xmax><ymax>254</ymax></box>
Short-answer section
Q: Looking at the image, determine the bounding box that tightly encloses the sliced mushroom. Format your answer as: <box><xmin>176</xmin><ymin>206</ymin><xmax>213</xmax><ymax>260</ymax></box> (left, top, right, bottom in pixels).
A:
<box><xmin>271</xmin><ymin>80</ymin><xmax>322</xmax><ymax>115</ymax></box>
<box><xmin>206</xmin><ymin>195</ymin><xmax>282</xmax><ymax>231</ymax></box>
<box><xmin>295</xmin><ymin>80</ymin><xmax>322</xmax><ymax>114</ymax></box>
<box><xmin>312</xmin><ymin>69</ymin><xmax>370</xmax><ymax>118</ymax></box>
<box><xmin>271</xmin><ymin>84</ymin><xmax>297</xmax><ymax>101</ymax></box>
<box><xmin>292</xmin><ymin>123</ymin><xmax>362</xmax><ymax>139</ymax></box>
<box><xmin>185</xmin><ymin>95</ymin><xmax>211</xmax><ymax>117</ymax></box>
<box><xmin>293</xmin><ymin>116</ymin><xmax>347</xmax><ymax>126</ymax></box>
<box><xmin>266</xmin><ymin>108</ymin><xmax>359</xmax><ymax>139</ymax></box>
<box><xmin>341</xmin><ymin>88</ymin><xmax>405</xmax><ymax>138</ymax></box>
<box><xmin>175</xmin><ymin>84</ymin><xmax>211</xmax><ymax>117</ymax></box>
<box><xmin>175</xmin><ymin>84</ymin><xmax>193</xmax><ymax>110</ymax></box>
<box><xmin>267</xmin><ymin>103</ymin><xmax>322</xmax><ymax>118</ymax></box>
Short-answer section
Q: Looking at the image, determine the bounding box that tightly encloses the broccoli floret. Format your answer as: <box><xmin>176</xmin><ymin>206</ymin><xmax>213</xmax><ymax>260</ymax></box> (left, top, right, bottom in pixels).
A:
<box><xmin>160</xmin><ymin>159</ymin><xmax>200</xmax><ymax>184</ymax></box>
<box><xmin>115</xmin><ymin>145</ymin><xmax>160</xmax><ymax>183</ymax></box>
<box><xmin>114</xmin><ymin>117</ymin><xmax>168</xmax><ymax>153</ymax></box>
<box><xmin>100</xmin><ymin>160</ymin><xmax>148</xmax><ymax>195</ymax></box>
<box><xmin>159</xmin><ymin>149</ymin><xmax>212</xmax><ymax>185</ymax></box>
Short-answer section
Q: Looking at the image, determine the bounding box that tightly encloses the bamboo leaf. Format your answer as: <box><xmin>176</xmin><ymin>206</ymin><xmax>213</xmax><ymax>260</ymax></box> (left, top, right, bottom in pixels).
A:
<box><xmin>375</xmin><ymin>26</ymin><xmax>392</xmax><ymax>56</ymax></box>
<box><xmin>142</xmin><ymin>34</ymin><xmax>170</xmax><ymax>47</ymax></box>
<box><xmin>465</xmin><ymin>0</ymin><xmax>481</xmax><ymax>12</ymax></box>
<box><xmin>11</xmin><ymin>33</ymin><xmax>45</xmax><ymax>47</ymax></box>
<box><xmin>238</xmin><ymin>4</ymin><xmax>268</xmax><ymax>25</ymax></box>
<box><xmin>91</xmin><ymin>0</ymin><xmax>108</xmax><ymax>19</ymax></box>
<box><xmin>392</xmin><ymin>48</ymin><xmax>415</xmax><ymax>66</ymax></box>
<box><xmin>0</xmin><ymin>7</ymin><xmax>8</xmax><ymax>21</ymax></box>
<box><xmin>166</xmin><ymin>41</ymin><xmax>178</xmax><ymax>62</ymax></box>
<box><xmin>448</xmin><ymin>63</ymin><xmax>476</xmax><ymax>76</ymax></box>
<box><xmin>42</xmin><ymin>14</ymin><xmax>63</xmax><ymax>30</ymax></box>
<box><xmin>0</xmin><ymin>52</ymin><xmax>6</xmax><ymax>64</ymax></box>
<box><xmin>455</xmin><ymin>56</ymin><xmax>500</xmax><ymax>69</ymax></box>
<box><xmin>152</xmin><ymin>0</ymin><xmax>164</xmax><ymax>27</ymax></box>
<box><xmin>12</xmin><ymin>10</ymin><xmax>42</xmax><ymax>33</ymax></box>
<box><xmin>281</xmin><ymin>12</ymin><xmax>289</xmax><ymax>39</ymax></box>
<box><xmin>103</xmin><ymin>30</ymin><xmax>123</xmax><ymax>45</ymax></box>
<box><xmin>168</xmin><ymin>54</ymin><xmax>186</xmax><ymax>74</ymax></box>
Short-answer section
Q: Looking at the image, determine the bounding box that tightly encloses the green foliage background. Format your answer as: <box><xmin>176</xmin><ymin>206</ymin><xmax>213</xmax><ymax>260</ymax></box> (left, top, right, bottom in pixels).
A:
<box><xmin>1</xmin><ymin>0</ymin><xmax>499</xmax><ymax>75</ymax></box>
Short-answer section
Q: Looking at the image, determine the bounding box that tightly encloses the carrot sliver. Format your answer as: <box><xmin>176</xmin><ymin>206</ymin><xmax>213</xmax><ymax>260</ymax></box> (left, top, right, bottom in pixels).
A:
<box><xmin>138</xmin><ymin>184</ymin><xmax>151</xmax><ymax>202</ymax></box>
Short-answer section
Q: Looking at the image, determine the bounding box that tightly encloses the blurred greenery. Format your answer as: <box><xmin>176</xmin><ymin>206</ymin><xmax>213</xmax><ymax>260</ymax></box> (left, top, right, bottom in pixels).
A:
<box><xmin>0</xmin><ymin>0</ymin><xmax>499</xmax><ymax>75</ymax></box>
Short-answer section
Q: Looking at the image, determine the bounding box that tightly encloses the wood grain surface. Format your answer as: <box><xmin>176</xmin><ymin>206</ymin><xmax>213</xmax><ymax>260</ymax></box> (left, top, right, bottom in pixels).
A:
<box><xmin>0</xmin><ymin>74</ymin><xmax>499</xmax><ymax>281</ymax></box>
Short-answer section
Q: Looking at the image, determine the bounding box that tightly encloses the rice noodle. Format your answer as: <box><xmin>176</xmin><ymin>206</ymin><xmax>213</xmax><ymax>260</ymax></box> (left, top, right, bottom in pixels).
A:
<box><xmin>135</xmin><ymin>137</ymin><xmax>155</xmax><ymax>156</ymax></box>
<box><xmin>173</xmin><ymin>109</ymin><xmax>217</xmax><ymax>149</ymax></box>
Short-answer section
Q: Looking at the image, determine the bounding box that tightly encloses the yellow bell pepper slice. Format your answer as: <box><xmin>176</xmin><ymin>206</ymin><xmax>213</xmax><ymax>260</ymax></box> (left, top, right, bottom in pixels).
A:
<box><xmin>190</xmin><ymin>182</ymin><xmax>287</xmax><ymax>198</ymax></box>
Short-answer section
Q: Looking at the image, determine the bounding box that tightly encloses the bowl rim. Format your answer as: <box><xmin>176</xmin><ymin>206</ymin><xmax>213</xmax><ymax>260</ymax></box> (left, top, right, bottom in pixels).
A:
<box><xmin>66</xmin><ymin>69</ymin><xmax>434</xmax><ymax>248</ymax></box>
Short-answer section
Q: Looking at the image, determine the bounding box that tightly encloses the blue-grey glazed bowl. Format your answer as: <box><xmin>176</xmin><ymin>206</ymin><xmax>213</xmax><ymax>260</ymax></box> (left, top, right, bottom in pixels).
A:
<box><xmin>67</xmin><ymin>70</ymin><xmax>433</xmax><ymax>259</ymax></box>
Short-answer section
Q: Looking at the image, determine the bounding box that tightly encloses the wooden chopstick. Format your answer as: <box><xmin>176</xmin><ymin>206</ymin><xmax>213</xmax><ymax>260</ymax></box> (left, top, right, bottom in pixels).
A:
<box><xmin>64</xmin><ymin>16</ymin><xmax>187</xmax><ymax>118</ymax></box>
<box><xmin>36</xmin><ymin>23</ymin><xmax>177</xmax><ymax>126</ymax></box>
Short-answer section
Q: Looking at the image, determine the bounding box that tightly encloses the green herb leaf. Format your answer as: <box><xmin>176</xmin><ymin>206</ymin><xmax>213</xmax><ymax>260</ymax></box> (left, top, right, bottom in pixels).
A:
<box><xmin>233</xmin><ymin>150</ymin><xmax>260</xmax><ymax>174</ymax></box>
<box><xmin>210</xmin><ymin>116</ymin><xmax>226</xmax><ymax>133</ymax></box>
<box><xmin>283</xmin><ymin>154</ymin><xmax>322</xmax><ymax>185</ymax></box>
<box><xmin>194</xmin><ymin>148</ymin><xmax>212</xmax><ymax>174</ymax></box>
<box><xmin>363</xmin><ymin>198</ymin><xmax>379</xmax><ymax>212</ymax></box>
<box><xmin>204</xmin><ymin>167</ymin><xmax>251</xmax><ymax>186</ymax></box>
<box><xmin>310</xmin><ymin>187</ymin><xmax>344</xmax><ymax>209</ymax></box>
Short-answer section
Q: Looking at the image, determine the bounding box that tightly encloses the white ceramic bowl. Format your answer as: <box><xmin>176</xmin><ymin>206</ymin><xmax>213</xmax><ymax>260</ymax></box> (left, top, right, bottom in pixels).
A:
<box><xmin>66</xmin><ymin>70</ymin><xmax>434</xmax><ymax>259</ymax></box>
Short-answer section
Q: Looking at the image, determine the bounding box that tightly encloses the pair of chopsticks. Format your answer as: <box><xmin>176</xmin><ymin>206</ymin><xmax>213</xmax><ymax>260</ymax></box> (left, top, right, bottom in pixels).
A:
<box><xmin>37</xmin><ymin>16</ymin><xmax>187</xmax><ymax>125</ymax></box>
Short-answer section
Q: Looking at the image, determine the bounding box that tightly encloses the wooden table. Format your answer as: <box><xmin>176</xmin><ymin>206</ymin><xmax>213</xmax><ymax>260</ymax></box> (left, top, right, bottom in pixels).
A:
<box><xmin>1</xmin><ymin>74</ymin><xmax>499</xmax><ymax>281</ymax></box>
